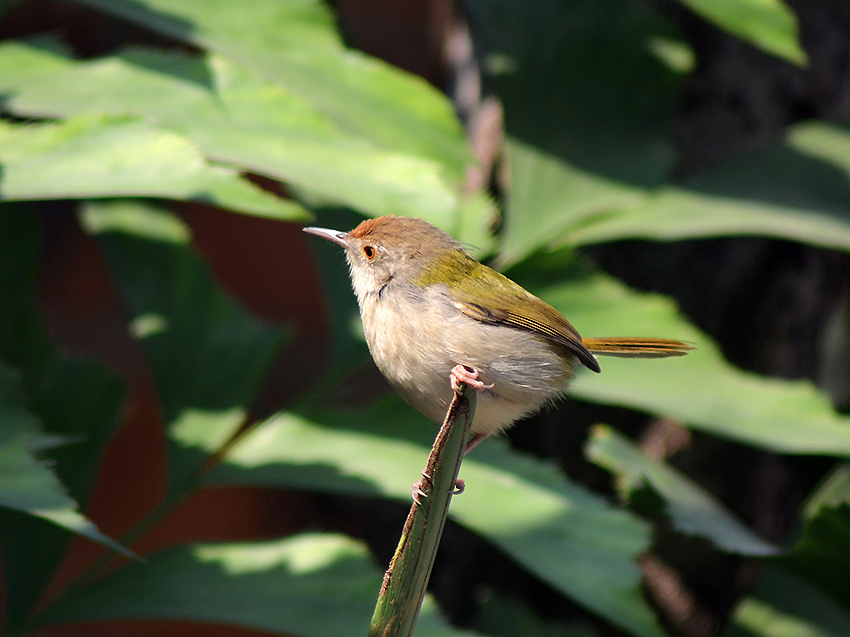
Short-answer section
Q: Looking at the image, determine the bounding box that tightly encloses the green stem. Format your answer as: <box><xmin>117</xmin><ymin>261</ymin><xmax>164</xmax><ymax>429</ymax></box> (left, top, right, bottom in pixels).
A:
<box><xmin>369</xmin><ymin>384</ymin><xmax>475</xmax><ymax>637</ymax></box>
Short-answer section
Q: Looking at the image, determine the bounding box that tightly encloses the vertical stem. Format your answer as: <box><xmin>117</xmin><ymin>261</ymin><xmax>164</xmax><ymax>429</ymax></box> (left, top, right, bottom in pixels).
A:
<box><xmin>369</xmin><ymin>385</ymin><xmax>475</xmax><ymax>636</ymax></box>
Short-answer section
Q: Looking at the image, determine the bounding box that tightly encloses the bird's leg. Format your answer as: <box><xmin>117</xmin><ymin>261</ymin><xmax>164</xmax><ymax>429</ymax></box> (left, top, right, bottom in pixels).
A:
<box><xmin>464</xmin><ymin>433</ymin><xmax>490</xmax><ymax>454</ymax></box>
<box><xmin>450</xmin><ymin>364</ymin><xmax>494</xmax><ymax>392</ymax></box>
<box><xmin>450</xmin><ymin>364</ymin><xmax>492</xmax><ymax>456</ymax></box>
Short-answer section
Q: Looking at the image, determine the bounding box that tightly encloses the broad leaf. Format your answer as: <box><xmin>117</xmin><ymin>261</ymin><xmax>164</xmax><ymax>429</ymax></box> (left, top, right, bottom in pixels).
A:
<box><xmin>80</xmin><ymin>200</ymin><xmax>288</xmax><ymax>493</ymax></box>
<box><xmin>0</xmin><ymin>436</ymin><xmax>129</xmax><ymax>558</ymax></box>
<box><xmin>0</xmin><ymin>40</ymin><xmax>476</xmax><ymax>233</ymax></box>
<box><xmin>0</xmin><ymin>207</ymin><xmax>128</xmax><ymax>628</ymax></box>
<box><xmin>463</xmin><ymin>0</ymin><xmax>683</xmax><ymax>263</ymax></box>
<box><xmin>0</xmin><ymin>115</ymin><xmax>303</xmax><ymax>220</ymax></box>
<box><xmin>587</xmin><ymin>425</ymin><xmax>779</xmax><ymax>556</ymax></box>
<box><xmin>568</xmin><ymin>121</ymin><xmax>850</xmax><ymax>254</ymax></box>
<box><xmin>779</xmin><ymin>504</ymin><xmax>850</xmax><ymax>608</ymax></box>
<box><xmin>204</xmin><ymin>399</ymin><xmax>664</xmax><ymax>637</ymax></box>
<box><xmin>0</xmin><ymin>362</ymin><xmax>129</xmax><ymax>557</ymax></box>
<box><xmin>725</xmin><ymin>567</ymin><xmax>850</xmax><ymax>637</ymax></box>
<box><xmin>521</xmin><ymin>266</ymin><xmax>850</xmax><ymax>457</ymax></box>
<box><xmin>675</xmin><ymin>0</ymin><xmax>806</xmax><ymax>65</ymax></box>
<box><xmin>67</xmin><ymin>0</ymin><xmax>472</xmax><ymax>175</ymax></box>
<box><xmin>465</xmin><ymin>0</ymin><xmax>832</xmax><ymax>264</ymax></box>
<box><xmin>0</xmin><ymin>23</ymin><xmax>486</xmax><ymax>237</ymax></box>
<box><xmin>33</xmin><ymin>532</ymin><xmax>472</xmax><ymax>636</ymax></box>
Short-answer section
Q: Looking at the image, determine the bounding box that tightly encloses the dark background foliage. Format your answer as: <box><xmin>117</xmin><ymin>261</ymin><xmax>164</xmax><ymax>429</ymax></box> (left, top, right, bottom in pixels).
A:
<box><xmin>2</xmin><ymin>1</ymin><xmax>850</xmax><ymax>636</ymax></box>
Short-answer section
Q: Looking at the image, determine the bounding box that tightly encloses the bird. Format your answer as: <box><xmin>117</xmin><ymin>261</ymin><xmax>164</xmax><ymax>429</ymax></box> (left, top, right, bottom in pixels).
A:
<box><xmin>304</xmin><ymin>216</ymin><xmax>692</xmax><ymax>451</ymax></box>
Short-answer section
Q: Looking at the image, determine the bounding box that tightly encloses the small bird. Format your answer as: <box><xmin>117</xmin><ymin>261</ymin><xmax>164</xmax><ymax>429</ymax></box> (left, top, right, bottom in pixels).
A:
<box><xmin>305</xmin><ymin>216</ymin><xmax>691</xmax><ymax>451</ymax></box>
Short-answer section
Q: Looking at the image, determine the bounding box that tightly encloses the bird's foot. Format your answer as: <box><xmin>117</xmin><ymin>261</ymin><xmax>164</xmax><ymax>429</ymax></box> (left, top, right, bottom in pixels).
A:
<box><xmin>464</xmin><ymin>433</ymin><xmax>489</xmax><ymax>455</ymax></box>
<box><xmin>450</xmin><ymin>364</ymin><xmax>494</xmax><ymax>392</ymax></box>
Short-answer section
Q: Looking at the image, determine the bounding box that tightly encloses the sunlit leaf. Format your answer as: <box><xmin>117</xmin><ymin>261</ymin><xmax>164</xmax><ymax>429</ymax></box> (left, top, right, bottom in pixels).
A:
<box><xmin>675</xmin><ymin>0</ymin><xmax>806</xmax><ymax>65</ymax></box>
<box><xmin>519</xmin><ymin>266</ymin><xmax>850</xmax><ymax>457</ymax></box>
<box><xmin>34</xmin><ymin>533</ymin><xmax>470</xmax><ymax>636</ymax></box>
<box><xmin>726</xmin><ymin>568</ymin><xmax>850</xmax><ymax>637</ymax></box>
<box><xmin>0</xmin><ymin>26</ymin><xmax>486</xmax><ymax>238</ymax></box>
<box><xmin>0</xmin><ymin>116</ymin><xmax>304</xmax><ymax>220</ymax></box>
<box><xmin>567</xmin><ymin>121</ymin><xmax>850</xmax><ymax>253</ymax></box>
<box><xmin>204</xmin><ymin>400</ymin><xmax>664</xmax><ymax>637</ymax></box>
<box><xmin>67</xmin><ymin>0</ymin><xmax>472</xmax><ymax>176</ymax></box>
<box><xmin>463</xmin><ymin>0</ymin><xmax>683</xmax><ymax>263</ymax></box>
<box><xmin>587</xmin><ymin>425</ymin><xmax>779</xmax><ymax>555</ymax></box>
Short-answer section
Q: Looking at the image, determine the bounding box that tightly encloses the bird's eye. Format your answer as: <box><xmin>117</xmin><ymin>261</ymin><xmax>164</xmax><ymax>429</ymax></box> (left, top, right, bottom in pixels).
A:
<box><xmin>363</xmin><ymin>245</ymin><xmax>376</xmax><ymax>259</ymax></box>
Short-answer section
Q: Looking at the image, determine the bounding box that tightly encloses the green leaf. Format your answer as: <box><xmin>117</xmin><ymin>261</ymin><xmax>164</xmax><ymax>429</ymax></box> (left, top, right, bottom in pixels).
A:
<box><xmin>33</xmin><ymin>533</ymin><xmax>469</xmax><ymax>636</ymax></box>
<box><xmin>467</xmin><ymin>0</ymin><xmax>815</xmax><ymax>263</ymax></box>
<box><xmin>80</xmin><ymin>200</ymin><xmax>288</xmax><ymax>493</ymax></box>
<box><xmin>203</xmin><ymin>399</ymin><xmax>664</xmax><ymax>637</ymax></box>
<box><xmin>0</xmin><ymin>40</ymin><xmax>486</xmax><ymax>233</ymax></box>
<box><xmin>525</xmin><ymin>267</ymin><xmax>850</xmax><ymax>457</ymax></box>
<box><xmin>587</xmin><ymin>425</ymin><xmax>779</xmax><ymax>556</ymax></box>
<box><xmin>675</xmin><ymin>0</ymin><xmax>806</xmax><ymax>65</ymax></box>
<box><xmin>802</xmin><ymin>462</ymin><xmax>850</xmax><ymax>520</ymax></box>
<box><xmin>0</xmin><ymin>205</ymin><xmax>125</xmax><ymax>504</ymax></box>
<box><xmin>567</xmin><ymin>121</ymin><xmax>850</xmax><ymax>253</ymax></box>
<box><xmin>501</xmin><ymin>138</ymin><xmax>647</xmax><ymax>265</ymax></box>
<box><xmin>725</xmin><ymin>567</ymin><xmax>850</xmax><ymax>637</ymax></box>
<box><xmin>780</xmin><ymin>504</ymin><xmax>850</xmax><ymax>608</ymax></box>
<box><xmin>0</xmin><ymin>438</ymin><xmax>130</xmax><ymax>557</ymax></box>
<box><xmin>0</xmin><ymin>362</ymin><xmax>45</xmax><ymax>447</ymax></box>
<box><xmin>0</xmin><ymin>207</ymin><xmax>129</xmax><ymax>628</ymax></box>
<box><xmin>67</xmin><ymin>0</ymin><xmax>472</xmax><ymax>176</ymax></box>
<box><xmin>740</xmin><ymin>474</ymin><xmax>850</xmax><ymax>627</ymax></box>
<box><xmin>0</xmin><ymin>365</ymin><xmax>130</xmax><ymax>558</ymax></box>
<box><xmin>0</xmin><ymin>116</ymin><xmax>304</xmax><ymax>220</ymax></box>
<box><xmin>463</xmin><ymin>0</ymin><xmax>683</xmax><ymax>263</ymax></box>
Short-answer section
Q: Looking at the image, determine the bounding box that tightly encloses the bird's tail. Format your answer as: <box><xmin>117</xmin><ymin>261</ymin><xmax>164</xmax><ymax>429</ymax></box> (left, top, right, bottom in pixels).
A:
<box><xmin>581</xmin><ymin>337</ymin><xmax>693</xmax><ymax>358</ymax></box>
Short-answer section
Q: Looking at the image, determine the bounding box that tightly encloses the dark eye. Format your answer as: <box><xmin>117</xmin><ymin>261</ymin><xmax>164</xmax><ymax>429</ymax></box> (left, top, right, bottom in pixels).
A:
<box><xmin>363</xmin><ymin>245</ymin><xmax>375</xmax><ymax>259</ymax></box>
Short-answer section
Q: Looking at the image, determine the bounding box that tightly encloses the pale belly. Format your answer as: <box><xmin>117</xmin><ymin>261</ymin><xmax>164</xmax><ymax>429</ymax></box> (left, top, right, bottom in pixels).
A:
<box><xmin>360</xmin><ymin>289</ymin><xmax>575</xmax><ymax>437</ymax></box>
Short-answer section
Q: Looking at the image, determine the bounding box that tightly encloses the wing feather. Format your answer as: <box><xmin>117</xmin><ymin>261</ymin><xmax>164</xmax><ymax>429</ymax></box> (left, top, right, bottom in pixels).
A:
<box><xmin>457</xmin><ymin>300</ymin><xmax>601</xmax><ymax>373</ymax></box>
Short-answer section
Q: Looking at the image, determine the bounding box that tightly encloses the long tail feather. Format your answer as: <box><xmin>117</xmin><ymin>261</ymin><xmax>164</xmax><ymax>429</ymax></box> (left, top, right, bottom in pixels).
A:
<box><xmin>581</xmin><ymin>337</ymin><xmax>694</xmax><ymax>358</ymax></box>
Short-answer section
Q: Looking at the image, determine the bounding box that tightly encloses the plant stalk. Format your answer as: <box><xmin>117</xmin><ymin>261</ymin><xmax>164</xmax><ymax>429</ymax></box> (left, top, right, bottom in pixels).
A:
<box><xmin>369</xmin><ymin>384</ymin><xmax>475</xmax><ymax>636</ymax></box>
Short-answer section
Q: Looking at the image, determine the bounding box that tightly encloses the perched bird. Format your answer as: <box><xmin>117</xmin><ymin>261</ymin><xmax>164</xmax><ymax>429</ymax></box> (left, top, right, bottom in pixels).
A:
<box><xmin>305</xmin><ymin>216</ymin><xmax>691</xmax><ymax>451</ymax></box>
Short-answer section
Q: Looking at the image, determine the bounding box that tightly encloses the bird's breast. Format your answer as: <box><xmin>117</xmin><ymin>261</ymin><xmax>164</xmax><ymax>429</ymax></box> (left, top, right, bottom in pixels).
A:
<box><xmin>358</xmin><ymin>286</ymin><xmax>576</xmax><ymax>435</ymax></box>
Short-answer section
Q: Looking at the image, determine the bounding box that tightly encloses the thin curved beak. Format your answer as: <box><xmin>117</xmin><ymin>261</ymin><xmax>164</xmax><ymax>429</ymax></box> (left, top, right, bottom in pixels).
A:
<box><xmin>303</xmin><ymin>226</ymin><xmax>349</xmax><ymax>249</ymax></box>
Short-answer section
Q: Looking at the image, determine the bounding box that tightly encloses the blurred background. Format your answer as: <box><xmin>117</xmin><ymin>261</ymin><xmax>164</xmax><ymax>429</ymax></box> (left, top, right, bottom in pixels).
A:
<box><xmin>1</xmin><ymin>1</ymin><xmax>850</xmax><ymax>636</ymax></box>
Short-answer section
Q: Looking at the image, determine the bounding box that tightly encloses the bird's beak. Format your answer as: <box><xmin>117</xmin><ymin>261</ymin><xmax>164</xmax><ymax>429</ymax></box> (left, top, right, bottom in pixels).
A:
<box><xmin>303</xmin><ymin>226</ymin><xmax>349</xmax><ymax>249</ymax></box>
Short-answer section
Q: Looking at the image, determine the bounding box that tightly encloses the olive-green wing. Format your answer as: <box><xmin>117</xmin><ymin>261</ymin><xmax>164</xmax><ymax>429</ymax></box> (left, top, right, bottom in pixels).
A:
<box><xmin>453</xmin><ymin>289</ymin><xmax>601</xmax><ymax>373</ymax></box>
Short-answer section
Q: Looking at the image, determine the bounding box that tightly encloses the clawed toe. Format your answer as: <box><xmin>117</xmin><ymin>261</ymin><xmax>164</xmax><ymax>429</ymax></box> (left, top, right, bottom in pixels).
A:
<box><xmin>450</xmin><ymin>364</ymin><xmax>494</xmax><ymax>392</ymax></box>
